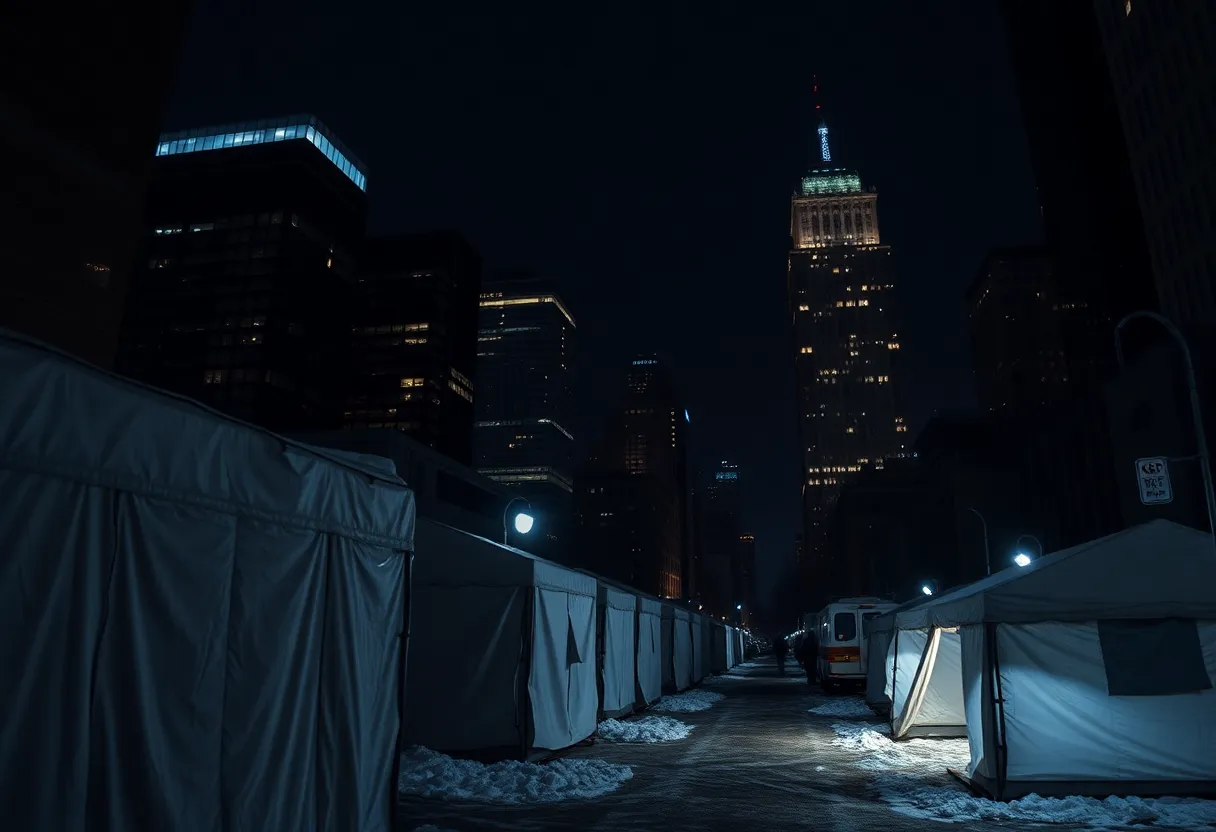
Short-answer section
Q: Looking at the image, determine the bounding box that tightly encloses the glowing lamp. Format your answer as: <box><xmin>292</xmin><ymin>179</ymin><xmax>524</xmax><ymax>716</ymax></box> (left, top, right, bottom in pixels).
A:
<box><xmin>1014</xmin><ymin>552</ymin><xmax>1032</xmax><ymax>568</ymax></box>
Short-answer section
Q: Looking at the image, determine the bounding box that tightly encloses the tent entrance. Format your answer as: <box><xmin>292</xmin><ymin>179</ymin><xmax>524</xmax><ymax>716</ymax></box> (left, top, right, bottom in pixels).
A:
<box><xmin>892</xmin><ymin>626</ymin><xmax>967</xmax><ymax>740</ymax></box>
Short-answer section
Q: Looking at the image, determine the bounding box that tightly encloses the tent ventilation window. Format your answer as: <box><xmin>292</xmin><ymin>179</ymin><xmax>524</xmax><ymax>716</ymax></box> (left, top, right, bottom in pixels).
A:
<box><xmin>1097</xmin><ymin>618</ymin><xmax>1213</xmax><ymax>697</ymax></box>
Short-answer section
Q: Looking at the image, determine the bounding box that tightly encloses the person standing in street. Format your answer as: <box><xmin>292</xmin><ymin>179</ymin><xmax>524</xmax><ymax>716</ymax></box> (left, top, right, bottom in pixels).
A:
<box><xmin>773</xmin><ymin>633</ymin><xmax>789</xmax><ymax>675</ymax></box>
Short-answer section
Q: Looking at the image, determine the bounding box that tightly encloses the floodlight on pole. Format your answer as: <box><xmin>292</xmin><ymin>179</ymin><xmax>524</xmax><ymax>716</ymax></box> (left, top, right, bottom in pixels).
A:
<box><xmin>503</xmin><ymin>496</ymin><xmax>534</xmax><ymax>545</ymax></box>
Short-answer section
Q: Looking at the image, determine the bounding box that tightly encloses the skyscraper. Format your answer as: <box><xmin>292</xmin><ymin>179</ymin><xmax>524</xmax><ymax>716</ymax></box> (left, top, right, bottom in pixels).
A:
<box><xmin>475</xmin><ymin>272</ymin><xmax>576</xmax><ymax>555</ymax></box>
<box><xmin>575</xmin><ymin>355</ymin><xmax>688</xmax><ymax>598</ymax></box>
<box><xmin>698</xmin><ymin>461</ymin><xmax>741</xmax><ymax>618</ymax></box>
<box><xmin>1093</xmin><ymin>0</ymin><xmax>1216</xmax><ymax>330</ymax></box>
<box><xmin>789</xmin><ymin>104</ymin><xmax>905</xmax><ymax>568</ymax></box>
<box><xmin>119</xmin><ymin>116</ymin><xmax>368</xmax><ymax>432</ymax></box>
<box><xmin>347</xmin><ymin>232</ymin><xmax>481</xmax><ymax>465</ymax></box>
<box><xmin>0</xmin><ymin>0</ymin><xmax>191</xmax><ymax>368</ymax></box>
<box><xmin>736</xmin><ymin>534</ymin><xmax>757</xmax><ymax>628</ymax></box>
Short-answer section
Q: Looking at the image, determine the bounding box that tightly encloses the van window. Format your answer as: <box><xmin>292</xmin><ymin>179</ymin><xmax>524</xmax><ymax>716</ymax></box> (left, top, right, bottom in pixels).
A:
<box><xmin>834</xmin><ymin>612</ymin><xmax>857</xmax><ymax>642</ymax></box>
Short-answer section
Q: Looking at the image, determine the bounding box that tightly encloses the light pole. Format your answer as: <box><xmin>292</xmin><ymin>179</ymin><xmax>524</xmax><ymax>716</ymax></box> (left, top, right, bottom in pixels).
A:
<box><xmin>502</xmin><ymin>497</ymin><xmax>534</xmax><ymax>546</ymax></box>
<box><xmin>1013</xmin><ymin>533</ymin><xmax>1042</xmax><ymax>567</ymax></box>
<box><xmin>964</xmin><ymin>507</ymin><xmax>991</xmax><ymax>576</ymax></box>
<box><xmin>1115</xmin><ymin>311</ymin><xmax>1216</xmax><ymax>557</ymax></box>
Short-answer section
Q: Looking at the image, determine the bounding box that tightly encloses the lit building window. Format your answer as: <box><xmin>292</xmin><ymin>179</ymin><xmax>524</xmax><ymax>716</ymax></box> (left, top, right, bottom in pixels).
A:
<box><xmin>800</xmin><ymin>346</ymin><xmax>813</xmax><ymax>354</ymax></box>
<box><xmin>888</xmin><ymin>342</ymin><xmax>900</xmax><ymax>350</ymax></box>
<box><xmin>448</xmin><ymin>380</ymin><xmax>473</xmax><ymax>403</ymax></box>
<box><xmin>858</xmin><ymin>299</ymin><xmax>869</xmax><ymax>307</ymax></box>
<box><xmin>836</xmin><ymin>301</ymin><xmax>844</xmax><ymax>308</ymax></box>
<box><xmin>798</xmin><ymin>304</ymin><xmax>809</xmax><ymax>311</ymax></box>
<box><xmin>832</xmin><ymin>267</ymin><xmax>841</xmax><ymax>274</ymax></box>
<box><xmin>399</xmin><ymin>377</ymin><xmax>424</xmax><ymax>388</ymax></box>
<box><xmin>204</xmin><ymin>370</ymin><xmax>225</xmax><ymax>384</ymax></box>
<box><xmin>846</xmin><ymin>427</ymin><xmax>855</xmax><ymax>434</ymax></box>
<box><xmin>1125</xmin><ymin>0</ymin><xmax>1131</xmax><ymax>14</ymax></box>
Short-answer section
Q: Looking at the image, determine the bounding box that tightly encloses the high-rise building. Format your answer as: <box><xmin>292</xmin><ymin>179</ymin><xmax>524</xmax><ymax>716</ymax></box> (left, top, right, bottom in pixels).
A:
<box><xmin>575</xmin><ymin>355</ymin><xmax>688</xmax><ymax>599</ymax></box>
<box><xmin>698</xmin><ymin>460</ymin><xmax>741</xmax><ymax>618</ymax></box>
<box><xmin>119</xmin><ymin>116</ymin><xmax>368</xmax><ymax>432</ymax></box>
<box><xmin>1093</xmin><ymin>1</ymin><xmax>1216</xmax><ymax>330</ymax></box>
<box><xmin>347</xmin><ymin>233</ymin><xmax>481</xmax><ymax>465</ymax></box>
<box><xmin>966</xmin><ymin>247</ymin><xmax>1083</xmax><ymax>413</ymax></box>
<box><xmin>789</xmin><ymin>110</ymin><xmax>906</xmax><ymax>567</ymax></box>
<box><xmin>736</xmin><ymin>534</ymin><xmax>757</xmax><ymax>628</ymax></box>
<box><xmin>475</xmin><ymin>271</ymin><xmax>576</xmax><ymax>555</ymax></box>
<box><xmin>999</xmin><ymin>0</ymin><xmax>1157</xmax><ymax>387</ymax></box>
<box><xmin>0</xmin><ymin>0</ymin><xmax>192</xmax><ymax>368</ymax></box>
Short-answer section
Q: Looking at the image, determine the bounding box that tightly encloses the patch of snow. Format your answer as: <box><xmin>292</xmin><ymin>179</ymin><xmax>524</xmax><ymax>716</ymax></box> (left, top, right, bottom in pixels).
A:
<box><xmin>808</xmin><ymin>698</ymin><xmax>874</xmax><ymax>718</ymax></box>
<box><xmin>651</xmin><ymin>689</ymin><xmax>726</xmax><ymax>713</ymax></box>
<box><xmin>596</xmin><ymin>715</ymin><xmax>693</xmax><ymax>743</ymax></box>
<box><xmin>829</xmin><ymin>722</ymin><xmax>970</xmax><ymax>775</ymax></box>
<box><xmin>875</xmin><ymin>773</ymin><xmax>1216</xmax><ymax>830</ymax></box>
<box><xmin>397</xmin><ymin>746</ymin><xmax>633</xmax><ymax>804</ymax></box>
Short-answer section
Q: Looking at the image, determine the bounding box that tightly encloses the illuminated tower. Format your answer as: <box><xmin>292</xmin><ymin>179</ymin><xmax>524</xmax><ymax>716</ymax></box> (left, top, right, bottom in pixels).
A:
<box><xmin>789</xmin><ymin>83</ymin><xmax>906</xmax><ymax>566</ymax></box>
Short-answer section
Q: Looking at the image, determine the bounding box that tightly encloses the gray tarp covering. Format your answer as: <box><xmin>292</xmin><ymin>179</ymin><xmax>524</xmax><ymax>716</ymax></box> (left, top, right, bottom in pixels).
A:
<box><xmin>0</xmin><ymin>330</ymin><xmax>415</xmax><ymax>832</ymax></box>
<box><xmin>636</xmin><ymin>596</ymin><xmax>663</xmax><ymax>706</ymax></box>
<box><xmin>710</xmin><ymin>622</ymin><xmax>728</xmax><ymax>673</ymax></box>
<box><xmin>673</xmin><ymin>607</ymin><xmax>693</xmax><ymax>691</ymax></box>
<box><xmin>597</xmin><ymin>583</ymin><xmax>638</xmax><ymax>719</ymax></box>
<box><xmin>691</xmin><ymin>614</ymin><xmax>706</xmax><ymax>682</ymax></box>
<box><xmin>405</xmin><ymin>519</ymin><xmax>598</xmax><ymax>757</ymax></box>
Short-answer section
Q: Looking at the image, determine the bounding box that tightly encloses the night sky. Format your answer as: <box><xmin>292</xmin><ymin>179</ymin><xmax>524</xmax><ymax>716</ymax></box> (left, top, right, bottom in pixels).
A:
<box><xmin>168</xmin><ymin>0</ymin><xmax>1043</xmax><ymax>608</ymax></box>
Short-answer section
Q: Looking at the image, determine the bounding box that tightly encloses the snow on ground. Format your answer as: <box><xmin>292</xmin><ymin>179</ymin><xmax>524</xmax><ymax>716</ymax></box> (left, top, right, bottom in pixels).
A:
<box><xmin>397</xmin><ymin>746</ymin><xmax>633</xmax><ymax>804</ymax></box>
<box><xmin>875</xmin><ymin>773</ymin><xmax>1216</xmax><ymax>830</ymax></box>
<box><xmin>596</xmin><ymin>715</ymin><xmax>693</xmax><ymax>743</ymax></box>
<box><xmin>651</xmin><ymin>689</ymin><xmax>726</xmax><ymax>713</ymax></box>
<box><xmin>808</xmin><ymin>698</ymin><xmax>874</xmax><ymax>718</ymax></box>
<box><xmin>829</xmin><ymin>722</ymin><xmax>1216</xmax><ymax>829</ymax></box>
<box><xmin>413</xmin><ymin>826</ymin><xmax>458</xmax><ymax>832</ymax></box>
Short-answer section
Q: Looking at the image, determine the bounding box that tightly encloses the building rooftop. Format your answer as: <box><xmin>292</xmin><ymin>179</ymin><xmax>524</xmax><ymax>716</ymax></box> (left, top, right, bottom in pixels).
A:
<box><xmin>155</xmin><ymin>114</ymin><xmax>367</xmax><ymax>192</ymax></box>
<box><xmin>800</xmin><ymin>168</ymin><xmax>862</xmax><ymax>196</ymax></box>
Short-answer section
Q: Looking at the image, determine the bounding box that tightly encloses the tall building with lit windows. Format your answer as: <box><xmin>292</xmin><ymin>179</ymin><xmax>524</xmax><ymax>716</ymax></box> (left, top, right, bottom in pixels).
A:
<box><xmin>119</xmin><ymin>115</ymin><xmax>369</xmax><ymax>432</ymax></box>
<box><xmin>347</xmin><ymin>232</ymin><xmax>481</xmax><ymax>465</ymax></box>
<box><xmin>475</xmin><ymin>272</ymin><xmax>576</xmax><ymax>557</ymax></box>
<box><xmin>789</xmin><ymin>112</ymin><xmax>906</xmax><ymax>565</ymax></box>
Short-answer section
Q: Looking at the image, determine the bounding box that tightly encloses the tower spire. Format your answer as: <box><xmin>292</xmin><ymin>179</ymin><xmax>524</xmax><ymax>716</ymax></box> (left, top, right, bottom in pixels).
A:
<box><xmin>813</xmin><ymin>76</ymin><xmax>831</xmax><ymax>164</ymax></box>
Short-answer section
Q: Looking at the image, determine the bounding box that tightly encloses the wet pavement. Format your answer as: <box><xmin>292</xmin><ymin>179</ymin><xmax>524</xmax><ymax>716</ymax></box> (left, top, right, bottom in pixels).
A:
<box><xmin>395</xmin><ymin>657</ymin><xmax>1028</xmax><ymax>832</ymax></box>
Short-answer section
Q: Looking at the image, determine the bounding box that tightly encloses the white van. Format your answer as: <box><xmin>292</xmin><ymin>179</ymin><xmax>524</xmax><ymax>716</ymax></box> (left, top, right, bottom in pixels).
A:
<box><xmin>814</xmin><ymin>597</ymin><xmax>898</xmax><ymax>693</ymax></box>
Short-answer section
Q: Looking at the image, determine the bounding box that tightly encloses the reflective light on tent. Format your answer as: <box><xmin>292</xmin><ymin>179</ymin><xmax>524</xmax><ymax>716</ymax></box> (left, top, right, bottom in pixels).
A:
<box><xmin>921</xmin><ymin>584</ymin><xmax>934</xmax><ymax>596</ymax></box>
<box><xmin>1014</xmin><ymin>552</ymin><xmax>1032</xmax><ymax>568</ymax></box>
<box><xmin>513</xmin><ymin>512</ymin><xmax>535</xmax><ymax>534</ymax></box>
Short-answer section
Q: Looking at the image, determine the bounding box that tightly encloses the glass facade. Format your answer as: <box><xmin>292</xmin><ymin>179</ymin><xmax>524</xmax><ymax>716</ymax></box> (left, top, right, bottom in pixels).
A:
<box><xmin>155</xmin><ymin>115</ymin><xmax>368</xmax><ymax>191</ymax></box>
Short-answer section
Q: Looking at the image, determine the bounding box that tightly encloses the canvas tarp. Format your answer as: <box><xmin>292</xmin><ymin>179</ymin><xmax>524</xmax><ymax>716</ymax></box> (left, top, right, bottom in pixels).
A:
<box><xmin>865</xmin><ymin>594</ymin><xmax>942</xmax><ymax>711</ymax></box>
<box><xmin>710</xmin><ymin>622</ymin><xmax>728</xmax><ymax>673</ymax></box>
<box><xmin>889</xmin><ymin>521</ymin><xmax>1216</xmax><ymax>799</ymax></box>
<box><xmin>725</xmin><ymin>626</ymin><xmax>737</xmax><ymax>668</ymax></box>
<box><xmin>0</xmin><ymin>330</ymin><xmax>414</xmax><ymax>832</ymax></box>
<box><xmin>673</xmin><ymin>607</ymin><xmax>693</xmax><ymax>691</ymax></box>
<box><xmin>691</xmin><ymin>615</ymin><xmax>706</xmax><ymax>682</ymax></box>
<box><xmin>597</xmin><ymin>583</ymin><xmax>637</xmax><ymax>719</ymax></box>
<box><xmin>636</xmin><ymin>596</ymin><xmax>663</xmax><ymax>706</ymax></box>
<box><xmin>405</xmin><ymin>519</ymin><xmax>597</xmax><ymax>757</ymax></box>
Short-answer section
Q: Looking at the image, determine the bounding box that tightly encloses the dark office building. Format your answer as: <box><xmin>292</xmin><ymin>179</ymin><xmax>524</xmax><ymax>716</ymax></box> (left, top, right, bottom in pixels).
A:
<box><xmin>576</xmin><ymin>355</ymin><xmax>689</xmax><ymax>599</ymax></box>
<box><xmin>966</xmin><ymin>247</ymin><xmax>1084</xmax><ymax>413</ymax></box>
<box><xmin>347</xmin><ymin>233</ymin><xmax>480</xmax><ymax>466</ymax></box>
<box><xmin>789</xmin><ymin>115</ymin><xmax>907</xmax><ymax>567</ymax></box>
<box><xmin>736</xmin><ymin>533</ymin><xmax>757</xmax><ymax>628</ymax></box>
<box><xmin>1093</xmin><ymin>1</ymin><xmax>1216</xmax><ymax>330</ymax></box>
<box><xmin>475</xmin><ymin>272</ymin><xmax>576</xmax><ymax>553</ymax></box>
<box><xmin>698</xmin><ymin>461</ymin><xmax>742</xmax><ymax>618</ymax></box>
<box><xmin>119</xmin><ymin>116</ymin><xmax>367</xmax><ymax>432</ymax></box>
<box><xmin>1000</xmin><ymin>0</ymin><xmax>1157</xmax><ymax>385</ymax></box>
<box><xmin>0</xmin><ymin>0</ymin><xmax>191</xmax><ymax>368</ymax></box>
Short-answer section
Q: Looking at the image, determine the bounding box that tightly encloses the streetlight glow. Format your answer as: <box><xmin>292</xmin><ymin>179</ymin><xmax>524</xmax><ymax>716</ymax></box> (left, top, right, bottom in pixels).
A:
<box><xmin>513</xmin><ymin>512</ymin><xmax>534</xmax><ymax>535</ymax></box>
<box><xmin>921</xmin><ymin>584</ymin><xmax>934</xmax><ymax>596</ymax></box>
<box><xmin>736</xmin><ymin>603</ymin><xmax>743</xmax><ymax>610</ymax></box>
<box><xmin>1014</xmin><ymin>552</ymin><xmax>1032</xmax><ymax>568</ymax></box>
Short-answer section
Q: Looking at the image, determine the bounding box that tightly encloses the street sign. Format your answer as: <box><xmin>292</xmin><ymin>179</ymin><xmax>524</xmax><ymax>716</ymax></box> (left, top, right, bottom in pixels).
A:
<box><xmin>1135</xmin><ymin>457</ymin><xmax>1173</xmax><ymax>505</ymax></box>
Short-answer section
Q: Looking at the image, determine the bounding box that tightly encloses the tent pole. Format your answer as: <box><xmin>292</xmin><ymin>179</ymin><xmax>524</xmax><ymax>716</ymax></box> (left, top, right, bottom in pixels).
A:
<box><xmin>985</xmin><ymin>622</ymin><xmax>1009</xmax><ymax>801</ymax></box>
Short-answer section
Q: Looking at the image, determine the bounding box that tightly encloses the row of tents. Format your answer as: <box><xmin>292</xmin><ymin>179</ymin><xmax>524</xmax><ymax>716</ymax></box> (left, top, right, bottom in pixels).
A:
<box><xmin>0</xmin><ymin>330</ymin><xmax>743</xmax><ymax>831</ymax></box>
<box><xmin>404</xmin><ymin>516</ymin><xmax>746</xmax><ymax>760</ymax></box>
<box><xmin>861</xmin><ymin>519</ymin><xmax>1216</xmax><ymax>801</ymax></box>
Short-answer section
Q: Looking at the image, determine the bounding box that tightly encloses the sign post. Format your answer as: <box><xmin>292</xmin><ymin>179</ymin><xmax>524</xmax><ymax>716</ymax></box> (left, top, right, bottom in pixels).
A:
<box><xmin>1136</xmin><ymin>457</ymin><xmax>1173</xmax><ymax>505</ymax></box>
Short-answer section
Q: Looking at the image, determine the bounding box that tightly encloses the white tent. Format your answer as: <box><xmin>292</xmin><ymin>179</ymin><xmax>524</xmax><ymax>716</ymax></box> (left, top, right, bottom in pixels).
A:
<box><xmin>865</xmin><ymin>594</ymin><xmax>941</xmax><ymax>713</ymax></box>
<box><xmin>889</xmin><ymin>520</ymin><xmax>1216</xmax><ymax>800</ymax></box>
<box><xmin>725</xmin><ymin>626</ymin><xmax>737</xmax><ymax>668</ymax></box>
<box><xmin>405</xmin><ymin>519</ymin><xmax>598</xmax><ymax>760</ymax></box>
<box><xmin>690</xmin><ymin>613</ymin><xmax>706</xmax><ymax>683</ymax></box>
<box><xmin>0</xmin><ymin>330</ymin><xmax>414</xmax><ymax>832</ymax></box>
<box><xmin>596</xmin><ymin>583</ymin><xmax>637</xmax><ymax>720</ymax></box>
<box><xmin>710</xmin><ymin>622</ymin><xmax>729</xmax><ymax>673</ymax></box>
<box><xmin>662</xmin><ymin>605</ymin><xmax>693</xmax><ymax>692</ymax></box>
<box><xmin>735</xmin><ymin>628</ymin><xmax>745</xmax><ymax>664</ymax></box>
<box><xmin>635</xmin><ymin>595</ymin><xmax>663</xmax><ymax>707</ymax></box>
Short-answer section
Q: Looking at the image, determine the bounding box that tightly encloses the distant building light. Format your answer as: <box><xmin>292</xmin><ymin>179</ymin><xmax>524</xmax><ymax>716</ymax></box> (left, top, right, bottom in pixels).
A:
<box><xmin>155</xmin><ymin>116</ymin><xmax>367</xmax><ymax>191</ymax></box>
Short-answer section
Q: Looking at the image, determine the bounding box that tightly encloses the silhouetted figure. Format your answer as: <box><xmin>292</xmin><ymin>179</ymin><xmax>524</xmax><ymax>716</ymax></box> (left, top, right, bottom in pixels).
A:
<box><xmin>773</xmin><ymin>634</ymin><xmax>789</xmax><ymax>675</ymax></box>
<box><xmin>794</xmin><ymin>630</ymin><xmax>816</xmax><ymax>686</ymax></box>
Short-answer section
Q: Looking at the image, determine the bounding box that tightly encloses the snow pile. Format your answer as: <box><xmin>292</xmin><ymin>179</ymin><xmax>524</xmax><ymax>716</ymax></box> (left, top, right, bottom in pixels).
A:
<box><xmin>874</xmin><ymin>774</ymin><xmax>1216</xmax><ymax>829</ymax></box>
<box><xmin>651</xmin><ymin>690</ymin><xmax>726</xmax><ymax>713</ymax></box>
<box><xmin>829</xmin><ymin>722</ymin><xmax>969</xmax><ymax>774</ymax></box>
<box><xmin>703</xmin><ymin>673</ymin><xmax>750</xmax><ymax>683</ymax></box>
<box><xmin>397</xmin><ymin>746</ymin><xmax>633</xmax><ymax>804</ymax></box>
<box><xmin>596</xmin><ymin>715</ymin><xmax>693</xmax><ymax>743</ymax></box>
<box><xmin>808</xmin><ymin>698</ymin><xmax>874</xmax><ymax>718</ymax></box>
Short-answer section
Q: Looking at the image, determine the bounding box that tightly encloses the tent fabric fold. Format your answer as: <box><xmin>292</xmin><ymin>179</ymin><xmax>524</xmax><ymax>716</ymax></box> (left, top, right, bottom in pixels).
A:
<box><xmin>0</xmin><ymin>329</ymin><xmax>413</xmax><ymax>832</ymax></box>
